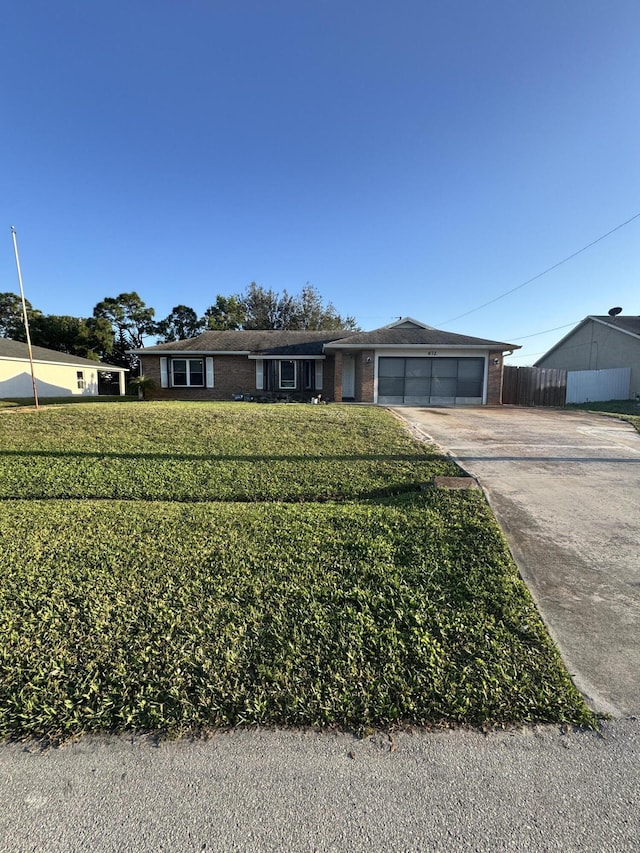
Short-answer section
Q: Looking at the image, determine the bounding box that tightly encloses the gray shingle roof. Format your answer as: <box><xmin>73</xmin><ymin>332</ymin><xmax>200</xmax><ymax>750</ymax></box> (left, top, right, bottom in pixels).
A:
<box><xmin>324</xmin><ymin>327</ymin><xmax>518</xmax><ymax>349</ymax></box>
<box><xmin>139</xmin><ymin>330</ymin><xmax>351</xmax><ymax>356</ymax></box>
<box><xmin>591</xmin><ymin>316</ymin><xmax>640</xmax><ymax>337</ymax></box>
<box><xmin>0</xmin><ymin>338</ymin><xmax>127</xmax><ymax>370</ymax></box>
<box><xmin>136</xmin><ymin>324</ymin><xmax>518</xmax><ymax>355</ymax></box>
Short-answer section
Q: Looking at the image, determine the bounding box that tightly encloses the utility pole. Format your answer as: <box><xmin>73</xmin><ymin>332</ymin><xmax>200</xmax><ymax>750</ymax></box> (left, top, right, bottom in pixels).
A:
<box><xmin>10</xmin><ymin>226</ymin><xmax>39</xmax><ymax>410</ymax></box>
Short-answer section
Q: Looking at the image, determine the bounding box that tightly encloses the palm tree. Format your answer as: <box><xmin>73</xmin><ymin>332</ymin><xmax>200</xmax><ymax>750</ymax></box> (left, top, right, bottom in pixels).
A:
<box><xmin>129</xmin><ymin>375</ymin><xmax>156</xmax><ymax>400</ymax></box>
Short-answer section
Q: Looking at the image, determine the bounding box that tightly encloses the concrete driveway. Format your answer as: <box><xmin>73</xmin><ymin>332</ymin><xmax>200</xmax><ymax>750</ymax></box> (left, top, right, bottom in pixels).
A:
<box><xmin>394</xmin><ymin>406</ymin><xmax>640</xmax><ymax>718</ymax></box>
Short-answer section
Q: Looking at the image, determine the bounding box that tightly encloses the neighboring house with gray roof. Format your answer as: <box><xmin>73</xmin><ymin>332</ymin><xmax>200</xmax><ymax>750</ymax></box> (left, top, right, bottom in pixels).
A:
<box><xmin>0</xmin><ymin>338</ymin><xmax>128</xmax><ymax>398</ymax></box>
<box><xmin>534</xmin><ymin>315</ymin><xmax>640</xmax><ymax>399</ymax></box>
<box><xmin>133</xmin><ymin>318</ymin><xmax>518</xmax><ymax>406</ymax></box>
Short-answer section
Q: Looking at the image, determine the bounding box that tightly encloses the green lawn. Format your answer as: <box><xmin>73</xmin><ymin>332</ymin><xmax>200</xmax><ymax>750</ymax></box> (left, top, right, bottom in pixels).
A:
<box><xmin>0</xmin><ymin>402</ymin><xmax>458</xmax><ymax>500</ymax></box>
<box><xmin>0</xmin><ymin>402</ymin><xmax>595</xmax><ymax>740</ymax></box>
<box><xmin>566</xmin><ymin>399</ymin><xmax>640</xmax><ymax>434</ymax></box>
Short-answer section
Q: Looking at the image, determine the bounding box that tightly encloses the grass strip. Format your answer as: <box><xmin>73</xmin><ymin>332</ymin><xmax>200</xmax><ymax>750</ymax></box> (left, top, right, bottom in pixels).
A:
<box><xmin>0</xmin><ymin>495</ymin><xmax>594</xmax><ymax>741</ymax></box>
<box><xmin>566</xmin><ymin>399</ymin><xmax>640</xmax><ymax>434</ymax></box>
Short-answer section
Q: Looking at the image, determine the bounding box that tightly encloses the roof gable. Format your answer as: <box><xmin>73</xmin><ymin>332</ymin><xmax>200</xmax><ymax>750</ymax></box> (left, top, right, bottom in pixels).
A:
<box><xmin>534</xmin><ymin>315</ymin><xmax>640</xmax><ymax>364</ymax></box>
<box><xmin>386</xmin><ymin>317</ymin><xmax>434</xmax><ymax>330</ymax></box>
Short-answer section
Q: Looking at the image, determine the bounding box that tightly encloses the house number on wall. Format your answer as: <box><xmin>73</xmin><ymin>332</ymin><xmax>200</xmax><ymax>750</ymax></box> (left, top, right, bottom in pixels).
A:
<box><xmin>427</xmin><ymin>351</ymin><xmax>438</xmax><ymax>356</ymax></box>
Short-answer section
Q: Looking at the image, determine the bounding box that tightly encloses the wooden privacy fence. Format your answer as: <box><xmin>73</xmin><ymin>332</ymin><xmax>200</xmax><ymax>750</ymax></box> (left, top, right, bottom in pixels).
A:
<box><xmin>502</xmin><ymin>366</ymin><xmax>567</xmax><ymax>407</ymax></box>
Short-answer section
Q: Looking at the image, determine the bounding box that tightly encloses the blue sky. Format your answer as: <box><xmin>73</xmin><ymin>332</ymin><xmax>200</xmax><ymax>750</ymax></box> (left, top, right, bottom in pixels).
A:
<box><xmin>2</xmin><ymin>0</ymin><xmax>638</xmax><ymax>363</ymax></box>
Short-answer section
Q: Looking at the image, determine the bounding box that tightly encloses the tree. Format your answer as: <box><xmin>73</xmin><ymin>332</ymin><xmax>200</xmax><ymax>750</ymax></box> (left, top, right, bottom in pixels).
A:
<box><xmin>241</xmin><ymin>283</ymin><xmax>283</xmax><ymax>330</ymax></box>
<box><xmin>274</xmin><ymin>289</ymin><xmax>300</xmax><ymax>330</ymax></box>
<box><xmin>0</xmin><ymin>292</ymin><xmax>116</xmax><ymax>360</ymax></box>
<box><xmin>156</xmin><ymin>305</ymin><xmax>203</xmax><ymax>342</ymax></box>
<box><xmin>93</xmin><ymin>292</ymin><xmax>156</xmax><ymax>373</ymax></box>
<box><xmin>239</xmin><ymin>282</ymin><xmax>358</xmax><ymax>331</ymax></box>
<box><xmin>202</xmin><ymin>295</ymin><xmax>246</xmax><ymax>331</ymax></box>
<box><xmin>293</xmin><ymin>284</ymin><xmax>358</xmax><ymax>331</ymax></box>
<box><xmin>83</xmin><ymin>316</ymin><xmax>117</xmax><ymax>360</ymax></box>
<box><xmin>0</xmin><ymin>292</ymin><xmax>42</xmax><ymax>340</ymax></box>
<box><xmin>28</xmin><ymin>314</ymin><xmax>114</xmax><ymax>360</ymax></box>
<box><xmin>129</xmin><ymin>375</ymin><xmax>157</xmax><ymax>400</ymax></box>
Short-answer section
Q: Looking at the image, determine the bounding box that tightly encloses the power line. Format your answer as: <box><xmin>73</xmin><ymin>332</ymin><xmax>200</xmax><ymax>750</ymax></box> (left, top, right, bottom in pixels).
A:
<box><xmin>436</xmin><ymin>212</ymin><xmax>640</xmax><ymax>326</ymax></box>
<box><xmin>509</xmin><ymin>320</ymin><xmax>579</xmax><ymax>341</ymax></box>
<box><xmin>507</xmin><ymin>350</ymin><xmax>547</xmax><ymax>359</ymax></box>
<box><xmin>510</xmin><ymin>316</ymin><xmax>628</xmax><ymax>365</ymax></box>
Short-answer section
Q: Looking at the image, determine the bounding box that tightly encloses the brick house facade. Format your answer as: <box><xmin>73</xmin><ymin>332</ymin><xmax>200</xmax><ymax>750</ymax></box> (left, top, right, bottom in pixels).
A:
<box><xmin>133</xmin><ymin>319</ymin><xmax>518</xmax><ymax>405</ymax></box>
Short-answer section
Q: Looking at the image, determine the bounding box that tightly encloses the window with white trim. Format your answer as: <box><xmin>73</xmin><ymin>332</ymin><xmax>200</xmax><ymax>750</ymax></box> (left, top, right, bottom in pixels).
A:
<box><xmin>171</xmin><ymin>358</ymin><xmax>205</xmax><ymax>387</ymax></box>
<box><xmin>76</xmin><ymin>371</ymin><xmax>85</xmax><ymax>390</ymax></box>
<box><xmin>279</xmin><ymin>360</ymin><xmax>296</xmax><ymax>389</ymax></box>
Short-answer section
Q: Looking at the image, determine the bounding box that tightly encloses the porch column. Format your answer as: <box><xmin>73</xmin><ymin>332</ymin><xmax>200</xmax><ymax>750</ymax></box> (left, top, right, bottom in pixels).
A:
<box><xmin>333</xmin><ymin>351</ymin><xmax>343</xmax><ymax>402</ymax></box>
<box><xmin>118</xmin><ymin>372</ymin><xmax>126</xmax><ymax>396</ymax></box>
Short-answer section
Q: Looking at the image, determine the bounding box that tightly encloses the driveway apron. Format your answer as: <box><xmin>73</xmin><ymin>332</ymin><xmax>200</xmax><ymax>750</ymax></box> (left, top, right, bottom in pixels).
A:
<box><xmin>394</xmin><ymin>406</ymin><xmax>640</xmax><ymax>717</ymax></box>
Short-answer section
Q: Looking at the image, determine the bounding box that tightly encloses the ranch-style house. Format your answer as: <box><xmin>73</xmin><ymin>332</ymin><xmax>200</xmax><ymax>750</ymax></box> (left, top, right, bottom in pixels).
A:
<box><xmin>133</xmin><ymin>318</ymin><xmax>518</xmax><ymax>406</ymax></box>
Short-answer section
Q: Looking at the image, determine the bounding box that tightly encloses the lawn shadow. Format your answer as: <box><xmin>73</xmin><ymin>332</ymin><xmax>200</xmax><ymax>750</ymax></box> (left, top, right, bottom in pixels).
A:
<box><xmin>1</xmin><ymin>449</ymin><xmax>443</xmax><ymax>463</ymax></box>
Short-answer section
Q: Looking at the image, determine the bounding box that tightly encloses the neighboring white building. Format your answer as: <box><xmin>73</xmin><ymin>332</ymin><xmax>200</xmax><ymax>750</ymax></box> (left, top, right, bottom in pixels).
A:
<box><xmin>535</xmin><ymin>315</ymin><xmax>640</xmax><ymax>399</ymax></box>
<box><xmin>0</xmin><ymin>338</ymin><xmax>128</xmax><ymax>398</ymax></box>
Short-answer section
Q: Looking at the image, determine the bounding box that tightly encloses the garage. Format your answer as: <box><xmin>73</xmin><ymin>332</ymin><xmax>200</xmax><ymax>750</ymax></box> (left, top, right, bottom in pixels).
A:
<box><xmin>377</xmin><ymin>356</ymin><xmax>485</xmax><ymax>405</ymax></box>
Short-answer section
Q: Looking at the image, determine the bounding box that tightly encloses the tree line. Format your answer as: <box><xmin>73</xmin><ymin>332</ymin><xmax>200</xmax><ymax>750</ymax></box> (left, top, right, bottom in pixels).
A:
<box><xmin>0</xmin><ymin>283</ymin><xmax>357</xmax><ymax>372</ymax></box>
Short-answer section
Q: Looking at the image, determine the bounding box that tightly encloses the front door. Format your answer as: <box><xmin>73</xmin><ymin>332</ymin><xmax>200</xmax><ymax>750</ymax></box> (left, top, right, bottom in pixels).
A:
<box><xmin>342</xmin><ymin>355</ymin><xmax>355</xmax><ymax>399</ymax></box>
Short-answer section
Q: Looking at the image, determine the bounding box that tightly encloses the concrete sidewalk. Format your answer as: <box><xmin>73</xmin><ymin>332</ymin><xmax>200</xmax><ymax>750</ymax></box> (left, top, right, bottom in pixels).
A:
<box><xmin>394</xmin><ymin>406</ymin><xmax>640</xmax><ymax>717</ymax></box>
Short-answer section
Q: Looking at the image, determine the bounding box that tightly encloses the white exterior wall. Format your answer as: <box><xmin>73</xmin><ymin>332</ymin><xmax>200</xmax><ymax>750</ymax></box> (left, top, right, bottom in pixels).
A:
<box><xmin>0</xmin><ymin>358</ymin><xmax>101</xmax><ymax>397</ymax></box>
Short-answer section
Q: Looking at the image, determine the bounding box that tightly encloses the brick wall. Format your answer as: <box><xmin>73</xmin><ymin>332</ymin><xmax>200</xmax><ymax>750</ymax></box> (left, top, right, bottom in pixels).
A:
<box><xmin>357</xmin><ymin>350</ymin><xmax>375</xmax><ymax>402</ymax></box>
<box><xmin>141</xmin><ymin>354</ymin><xmax>339</xmax><ymax>402</ymax></box>
<box><xmin>487</xmin><ymin>352</ymin><xmax>504</xmax><ymax>404</ymax></box>
<box><xmin>141</xmin><ymin>354</ymin><xmax>256</xmax><ymax>402</ymax></box>
<box><xmin>140</xmin><ymin>356</ymin><xmax>163</xmax><ymax>396</ymax></box>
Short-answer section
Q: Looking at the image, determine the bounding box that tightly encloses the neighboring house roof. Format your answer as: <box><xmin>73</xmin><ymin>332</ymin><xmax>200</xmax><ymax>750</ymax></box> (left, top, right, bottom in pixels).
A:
<box><xmin>135</xmin><ymin>318</ymin><xmax>518</xmax><ymax>356</ymax></box>
<box><xmin>534</xmin><ymin>315</ymin><xmax>640</xmax><ymax>365</ymax></box>
<box><xmin>0</xmin><ymin>338</ymin><xmax>128</xmax><ymax>371</ymax></box>
<box><xmin>591</xmin><ymin>315</ymin><xmax>640</xmax><ymax>337</ymax></box>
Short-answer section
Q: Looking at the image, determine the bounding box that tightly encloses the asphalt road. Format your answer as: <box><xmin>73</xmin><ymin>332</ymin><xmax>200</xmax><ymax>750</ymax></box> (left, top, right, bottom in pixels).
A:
<box><xmin>395</xmin><ymin>406</ymin><xmax>640</xmax><ymax>718</ymax></box>
<box><xmin>1</xmin><ymin>722</ymin><xmax>638</xmax><ymax>852</ymax></box>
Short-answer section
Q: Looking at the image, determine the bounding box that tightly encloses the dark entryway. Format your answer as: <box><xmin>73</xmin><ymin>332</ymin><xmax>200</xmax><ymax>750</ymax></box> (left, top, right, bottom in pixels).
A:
<box><xmin>98</xmin><ymin>372</ymin><xmax>122</xmax><ymax>395</ymax></box>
